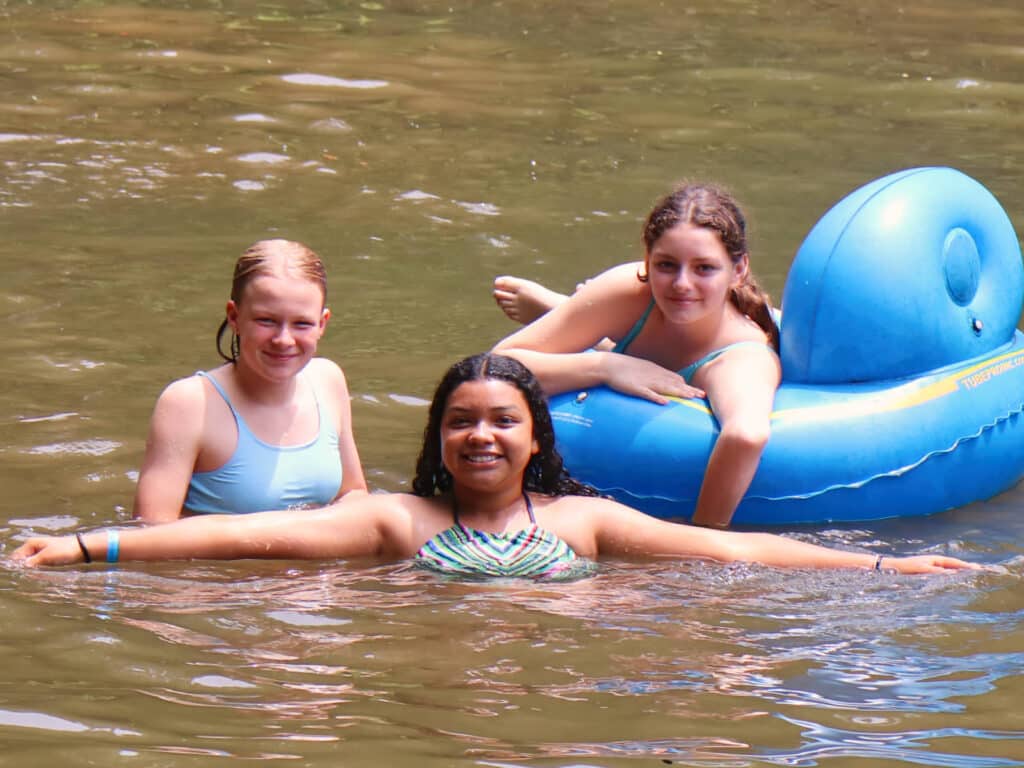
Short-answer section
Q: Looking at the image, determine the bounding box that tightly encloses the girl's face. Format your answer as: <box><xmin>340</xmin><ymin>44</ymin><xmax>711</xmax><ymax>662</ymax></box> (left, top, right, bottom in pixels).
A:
<box><xmin>227</xmin><ymin>272</ymin><xmax>329</xmax><ymax>382</ymax></box>
<box><xmin>645</xmin><ymin>222</ymin><xmax>747</xmax><ymax>324</ymax></box>
<box><xmin>440</xmin><ymin>379</ymin><xmax>539</xmax><ymax>495</ymax></box>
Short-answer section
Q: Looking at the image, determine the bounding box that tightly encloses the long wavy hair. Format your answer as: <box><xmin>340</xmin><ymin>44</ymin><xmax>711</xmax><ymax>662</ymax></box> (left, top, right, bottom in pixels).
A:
<box><xmin>412</xmin><ymin>353</ymin><xmax>599</xmax><ymax>498</ymax></box>
<box><xmin>640</xmin><ymin>183</ymin><xmax>779</xmax><ymax>350</ymax></box>
<box><xmin>215</xmin><ymin>239</ymin><xmax>328</xmax><ymax>363</ymax></box>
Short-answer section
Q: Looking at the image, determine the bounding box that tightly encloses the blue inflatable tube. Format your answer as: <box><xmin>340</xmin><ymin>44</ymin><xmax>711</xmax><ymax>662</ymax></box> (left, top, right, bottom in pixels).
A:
<box><xmin>550</xmin><ymin>168</ymin><xmax>1024</xmax><ymax>525</ymax></box>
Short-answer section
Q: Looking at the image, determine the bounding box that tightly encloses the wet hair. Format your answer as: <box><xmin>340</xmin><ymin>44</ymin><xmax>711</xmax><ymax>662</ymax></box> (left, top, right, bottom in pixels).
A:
<box><xmin>412</xmin><ymin>353</ymin><xmax>600</xmax><ymax>498</ymax></box>
<box><xmin>215</xmin><ymin>239</ymin><xmax>328</xmax><ymax>363</ymax></box>
<box><xmin>640</xmin><ymin>183</ymin><xmax>779</xmax><ymax>350</ymax></box>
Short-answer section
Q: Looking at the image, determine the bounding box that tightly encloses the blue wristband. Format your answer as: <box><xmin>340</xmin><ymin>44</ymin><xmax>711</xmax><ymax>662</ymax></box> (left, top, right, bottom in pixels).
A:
<box><xmin>106</xmin><ymin>529</ymin><xmax>120</xmax><ymax>563</ymax></box>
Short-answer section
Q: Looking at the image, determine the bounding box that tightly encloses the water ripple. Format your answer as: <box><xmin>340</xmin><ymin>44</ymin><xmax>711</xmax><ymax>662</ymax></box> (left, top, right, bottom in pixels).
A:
<box><xmin>281</xmin><ymin>73</ymin><xmax>388</xmax><ymax>89</ymax></box>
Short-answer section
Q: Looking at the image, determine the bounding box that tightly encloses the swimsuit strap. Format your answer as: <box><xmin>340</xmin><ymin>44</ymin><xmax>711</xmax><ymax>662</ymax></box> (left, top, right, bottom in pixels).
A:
<box><xmin>196</xmin><ymin>370</ymin><xmax>234</xmax><ymax>408</ymax></box>
<box><xmin>679</xmin><ymin>340</ymin><xmax>775</xmax><ymax>383</ymax></box>
<box><xmin>197</xmin><ymin>369</ymin><xmax>325</xmax><ymax>436</ymax></box>
<box><xmin>195</xmin><ymin>370</ymin><xmax>253</xmax><ymax>436</ymax></box>
<box><xmin>451</xmin><ymin>492</ymin><xmax>534</xmax><ymax>526</ymax></box>
<box><xmin>612</xmin><ymin>298</ymin><xmax>656</xmax><ymax>354</ymax></box>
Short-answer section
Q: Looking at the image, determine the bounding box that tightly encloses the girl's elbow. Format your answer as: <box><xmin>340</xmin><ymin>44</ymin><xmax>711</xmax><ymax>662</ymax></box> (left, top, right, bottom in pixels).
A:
<box><xmin>719</xmin><ymin>421</ymin><xmax>771</xmax><ymax>454</ymax></box>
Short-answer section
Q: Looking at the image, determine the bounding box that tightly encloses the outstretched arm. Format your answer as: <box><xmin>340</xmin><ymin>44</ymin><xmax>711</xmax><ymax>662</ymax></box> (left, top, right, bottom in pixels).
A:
<box><xmin>586</xmin><ymin>498</ymin><xmax>978</xmax><ymax>574</ymax></box>
<box><xmin>12</xmin><ymin>495</ymin><xmax>404</xmax><ymax>568</ymax></box>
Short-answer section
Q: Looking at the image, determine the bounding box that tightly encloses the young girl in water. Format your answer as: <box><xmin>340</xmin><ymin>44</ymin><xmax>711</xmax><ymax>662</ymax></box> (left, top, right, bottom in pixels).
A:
<box><xmin>133</xmin><ymin>239</ymin><xmax>367</xmax><ymax>522</ymax></box>
<box><xmin>492</xmin><ymin>183</ymin><xmax>778</xmax><ymax>529</ymax></box>
<box><xmin>14</xmin><ymin>354</ymin><xmax>973</xmax><ymax>577</ymax></box>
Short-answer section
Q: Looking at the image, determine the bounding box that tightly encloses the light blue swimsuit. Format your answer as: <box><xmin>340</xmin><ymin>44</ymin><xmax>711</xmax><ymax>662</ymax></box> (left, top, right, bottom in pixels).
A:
<box><xmin>183</xmin><ymin>372</ymin><xmax>343</xmax><ymax>514</ymax></box>
<box><xmin>612</xmin><ymin>299</ymin><xmax>770</xmax><ymax>382</ymax></box>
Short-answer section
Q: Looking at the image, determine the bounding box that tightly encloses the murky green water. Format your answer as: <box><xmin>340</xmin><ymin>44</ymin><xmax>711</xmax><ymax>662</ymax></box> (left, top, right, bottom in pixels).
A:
<box><xmin>2</xmin><ymin>1</ymin><xmax>1024</xmax><ymax>765</ymax></box>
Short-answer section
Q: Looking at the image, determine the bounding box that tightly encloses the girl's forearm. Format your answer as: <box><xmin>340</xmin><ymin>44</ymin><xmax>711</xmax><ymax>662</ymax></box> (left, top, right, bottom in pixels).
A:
<box><xmin>691</xmin><ymin>429</ymin><xmax>766</xmax><ymax>528</ymax></box>
<box><xmin>491</xmin><ymin>348</ymin><xmax>610</xmax><ymax>395</ymax></box>
<box><xmin>77</xmin><ymin>516</ymin><xmax>247</xmax><ymax>562</ymax></box>
<box><xmin>730</xmin><ymin>532</ymin><xmax>879</xmax><ymax>570</ymax></box>
<box><xmin>80</xmin><ymin>509</ymin><xmax>335</xmax><ymax>563</ymax></box>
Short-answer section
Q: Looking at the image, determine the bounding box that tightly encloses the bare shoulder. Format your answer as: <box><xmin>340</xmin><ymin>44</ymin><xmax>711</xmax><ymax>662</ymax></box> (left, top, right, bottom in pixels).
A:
<box><xmin>573</xmin><ymin>262</ymin><xmax>649</xmax><ymax>302</ymax></box>
<box><xmin>143</xmin><ymin>371</ymin><xmax>220</xmax><ymax>452</ymax></box>
<box><xmin>154</xmin><ymin>371</ymin><xmax>216</xmax><ymax>417</ymax></box>
<box><xmin>533</xmin><ymin>493</ymin><xmax>654</xmax><ymax>558</ymax></box>
<box><xmin>535</xmin><ymin>493</ymin><xmax>637</xmax><ymax>523</ymax></box>
<box><xmin>303</xmin><ymin>358</ymin><xmax>352</xmax><ymax>398</ymax></box>
<box><xmin>566</xmin><ymin>263</ymin><xmax>652</xmax><ymax>328</ymax></box>
<box><xmin>700</xmin><ymin>336</ymin><xmax>781</xmax><ymax>387</ymax></box>
<box><xmin>304</xmin><ymin>357</ymin><xmax>347</xmax><ymax>383</ymax></box>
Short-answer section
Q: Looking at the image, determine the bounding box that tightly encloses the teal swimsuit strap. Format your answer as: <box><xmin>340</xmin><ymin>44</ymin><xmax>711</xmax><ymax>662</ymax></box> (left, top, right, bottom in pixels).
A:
<box><xmin>679</xmin><ymin>341</ymin><xmax>773</xmax><ymax>383</ymax></box>
<box><xmin>612</xmin><ymin>298</ymin><xmax>656</xmax><ymax>354</ymax></box>
<box><xmin>452</xmin><ymin>492</ymin><xmax>534</xmax><ymax>527</ymax></box>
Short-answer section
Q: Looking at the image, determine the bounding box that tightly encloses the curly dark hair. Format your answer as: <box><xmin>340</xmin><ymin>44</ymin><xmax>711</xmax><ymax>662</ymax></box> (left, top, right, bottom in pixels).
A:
<box><xmin>411</xmin><ymin>353</ymin><xmax>599</xmax><ymax>498</ymax></box>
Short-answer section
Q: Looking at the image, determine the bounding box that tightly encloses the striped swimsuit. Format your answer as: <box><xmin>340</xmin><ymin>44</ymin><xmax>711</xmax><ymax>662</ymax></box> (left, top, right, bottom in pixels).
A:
<box><xmin>414</xmin><ymin>494</ymin><xmax>586</xmax><ymax>580</ymax></box>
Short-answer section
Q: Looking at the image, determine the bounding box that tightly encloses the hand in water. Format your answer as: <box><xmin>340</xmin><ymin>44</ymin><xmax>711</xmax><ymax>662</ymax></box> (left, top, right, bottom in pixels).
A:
<box><xmin>883</xmin><ymin>555</ymin><xmax>982</xmax><ymax>574</ymax></box>
<box><xmin>11</xmin><ymin>537</ymin><xmax>83</xmax><ymax>567</ymax></box>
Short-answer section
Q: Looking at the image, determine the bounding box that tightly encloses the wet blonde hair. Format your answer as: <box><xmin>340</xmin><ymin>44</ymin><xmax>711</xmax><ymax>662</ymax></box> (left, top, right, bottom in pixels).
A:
<box><xmin>216</xmin><ymin>239</ymin><xmax>328</xmax><ymax>363</ymax></box>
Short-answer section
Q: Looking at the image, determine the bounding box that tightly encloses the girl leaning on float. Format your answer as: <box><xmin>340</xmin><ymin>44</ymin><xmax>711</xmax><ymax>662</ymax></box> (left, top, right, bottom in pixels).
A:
<box><xmin>493</xmin><ymin>183</ymin><xmax>778</xmax><ymax>529</ymax></box>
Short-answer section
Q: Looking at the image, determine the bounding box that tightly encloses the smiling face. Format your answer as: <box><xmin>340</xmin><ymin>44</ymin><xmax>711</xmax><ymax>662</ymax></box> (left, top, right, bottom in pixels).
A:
<box><xmin>645</xmin><ymin>222</ymin><xmax>747</xmax><ymax>325</ymax></box>
<box><xmin>227</xmin><ymin>271</ymin><xmax>330</xmax><ymax>382</ymax></box>
<box><xmin>439</xmin><ymin>379</ymin><xmax>540</xmax><ymax>498</ymax></box>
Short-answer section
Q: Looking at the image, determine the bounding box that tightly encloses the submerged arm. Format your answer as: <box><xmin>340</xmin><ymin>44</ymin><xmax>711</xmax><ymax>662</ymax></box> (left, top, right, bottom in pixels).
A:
<box><xmin>587</xmin><ymin>498</ymin><xmax>977</xmax><ymax>574</ymax></box>
<box><xmin>13</xmin><ymin>495</ymin><xmax>403</xmax><ymax>567</ymax></box>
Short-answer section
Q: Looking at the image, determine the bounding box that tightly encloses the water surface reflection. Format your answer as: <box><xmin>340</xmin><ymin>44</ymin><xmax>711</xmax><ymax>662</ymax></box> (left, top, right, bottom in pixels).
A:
<box><xmin>3</xmin><ymin>0</ymin><xmax>1024</xmax><ymax>765</ymax></box>
<box><xmin>3</xmin><ymin>534</ymin><xmax>1020</xmax><ymax>765</ymax></box>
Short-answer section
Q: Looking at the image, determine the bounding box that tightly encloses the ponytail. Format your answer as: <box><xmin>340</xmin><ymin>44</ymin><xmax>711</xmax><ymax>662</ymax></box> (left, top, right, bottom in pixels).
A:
<box><xmin>731</xmin><ymin>276</ymin><xmax>779</xmax><ymax>351</ymax></box>
<box><xmin>215</xmin><ymin>319</ymin><xmax>239</xmax><ymax>363</ymax></box>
